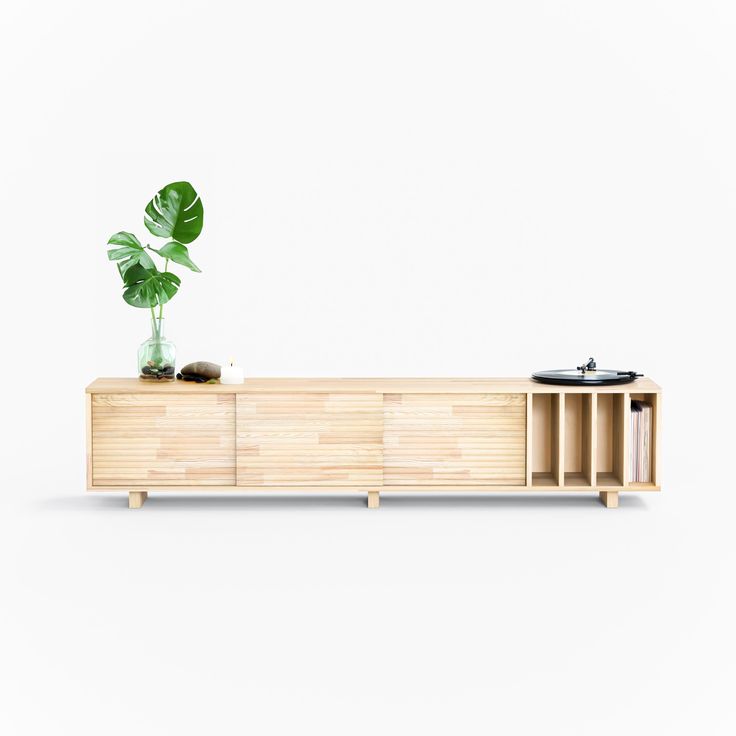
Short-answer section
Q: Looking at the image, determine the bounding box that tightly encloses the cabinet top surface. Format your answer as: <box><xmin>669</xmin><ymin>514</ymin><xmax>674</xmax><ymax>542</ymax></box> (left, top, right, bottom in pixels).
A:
<box><xmin>86</xmin><ymin>377</ymin><xmax>662</xmax><ymax>394</ymax></box>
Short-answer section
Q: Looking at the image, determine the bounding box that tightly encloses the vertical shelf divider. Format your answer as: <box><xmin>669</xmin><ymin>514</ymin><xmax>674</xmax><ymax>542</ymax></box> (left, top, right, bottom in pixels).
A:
<box><xmin>582</xmin><ymin>394</ymin><xmax>596</xmax><ymax>486</ymax></box>
<box><xmin>526</xmin><ymin>392</ymin><xmax>533</xmax><ymax>487</ymax></box>
<box><xmin>651</xmin><ymin>393</ymin><xmax>660</xmax><ymax>486</ymax></box>
<box><xmin>622</xmin><ymin>392</ymin><xmax>630</xmax><ymax>486</ymax></box>
<box><xmin>552</xmin><ymin>393</ymin><xmax>565</xmax><ymax>486</ymax></box>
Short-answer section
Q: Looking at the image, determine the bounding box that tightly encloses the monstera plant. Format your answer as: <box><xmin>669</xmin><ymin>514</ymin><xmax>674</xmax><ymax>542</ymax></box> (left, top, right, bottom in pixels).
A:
<box><xmin>106</xmin><ymin>181</ymin><xmax>204</xmax><ymax>380</ymax></box>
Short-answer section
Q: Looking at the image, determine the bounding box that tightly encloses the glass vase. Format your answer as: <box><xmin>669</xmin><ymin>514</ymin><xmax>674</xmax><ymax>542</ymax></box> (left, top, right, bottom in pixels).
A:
<box><xmin>138</xmin><ymin>318</ymin><xmax>176</xmax><ymax>381</ymax></box>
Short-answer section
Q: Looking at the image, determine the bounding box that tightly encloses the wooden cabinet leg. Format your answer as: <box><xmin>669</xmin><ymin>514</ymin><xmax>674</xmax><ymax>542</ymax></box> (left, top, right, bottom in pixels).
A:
<box><xmin>599</xmin><ymin>491</ymin><xmax>619</xmax><ymax>508</ymax></box>
<box><xmin>129</xmin><ymin>491</ymin><xmax>148</xmax><ymax>509</ymax></box>
<box><xmin>367</xmin><ymin>491</ymin><xmax>380</xmax><ymax>509</ymax></box>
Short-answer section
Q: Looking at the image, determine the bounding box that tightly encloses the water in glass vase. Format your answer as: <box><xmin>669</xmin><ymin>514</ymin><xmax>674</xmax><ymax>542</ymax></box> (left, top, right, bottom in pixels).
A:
<box><xmin>138</xmin><ymin>318</ymin><xmax>176</xmax><ymax>381</ymax></box>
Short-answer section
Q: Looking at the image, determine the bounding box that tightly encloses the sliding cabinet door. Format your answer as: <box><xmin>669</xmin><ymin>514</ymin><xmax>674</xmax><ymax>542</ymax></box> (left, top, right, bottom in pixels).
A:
<box><xmin>237</xmin><ymin>393</ymin><xmax>383</xmax><ymax>486</ymax></box>
<box><xmin>92</xmin><ymin>393</ymin><xmax>236</xmax><ymax>486</ymax></box>
<box><xmin>383</xmin><ymin>393</ymin><xmax>526</xmax><ymax>486</ymax></box>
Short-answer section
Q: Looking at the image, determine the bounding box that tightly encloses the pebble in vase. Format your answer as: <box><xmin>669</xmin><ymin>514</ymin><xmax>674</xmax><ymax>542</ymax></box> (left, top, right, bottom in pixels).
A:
<box><xmin>138</xmin><ymin>318</ymin><xmax>176</xmax><ymax>381</ymax></box>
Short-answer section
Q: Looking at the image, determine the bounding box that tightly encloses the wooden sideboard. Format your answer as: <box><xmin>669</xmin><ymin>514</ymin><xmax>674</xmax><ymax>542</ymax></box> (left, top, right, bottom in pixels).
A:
<box><xmin>85</xmin><ymin>377</ymin><xmax>662</xmax><ymax>509</ymax></box>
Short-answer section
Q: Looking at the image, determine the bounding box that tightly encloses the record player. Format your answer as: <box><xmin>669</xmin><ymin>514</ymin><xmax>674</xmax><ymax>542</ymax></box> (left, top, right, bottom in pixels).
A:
<box><xmin>532</xmin><ymin>357</ymin><xmax>642</xmax><ymax>386</ymax></box>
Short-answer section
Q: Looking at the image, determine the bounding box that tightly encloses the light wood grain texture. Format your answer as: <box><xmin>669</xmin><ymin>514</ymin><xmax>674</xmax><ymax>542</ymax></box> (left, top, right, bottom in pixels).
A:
<box><xmin>128</xmin><ymin>491</ymin><xmax>147</xmax><ymax>509</ymax></box>
<box><xmin>368</xmin><ymin>491</ymin><xmax>380</xmax><ymax>509</ymax></box>
<box><xmin>552</xmin><ymin>394</ymin><xmax>564</xmax><ymax>486</ymax></box>
<box><xmin>532</xmin><ymin>394</ymin><xmax>552</xmax><ymax>478</ymax></box>
<box><xmin>599</xmin><ymin>490</ymin><xmax>619</xmax><ymax>508</ymax></box>
<box><xmin>86</xmin><ymin>393</ymin><xmax>93</xmax><ymax>489</ymax></box>
<box><xmin>597</xmin><ymin>472</ymin><xmax>626</xmax><ymax>488</ymax></box>
<box><xmin>564</xmin><ymin>394</ymin><xmax>593</xmax><ymax>487</ymax></box>
<box><xmin>584</xmin><ymin>394</ymin><xmax>595</xmax><ymax>485</ymax></box>
<box><xmin>596</xmin><ymin>394</ymin><xmax>614</xmax><ymax>479</ymax></box>
<box><xmin>525</xmin><ymin>392</ymin><xmax>533</xmax><ymax>487</ymax></box>
<box><xmin>92</xmin><ymin>394</ymin><xmax>235</xmax><ymax>486</ymax></box>
<box><xmin>652</xmin><ymin>392</ymin><xmax>661</xmax><ymax>486</ymax></box>
<box><xmin>87</xmin><ymin>377</ymin><xmax>662</xmax><ymax>395</ymax></box>
<box><xmin>565</xmin><ymin>393</ymin><xmax>582</xmax><ymax>474</ymax></box>
<box><xmin>620</xmin><ymin>393</ymin><xmax>630</xmax><ymax>485</ymax></box>
<box><xmin>384</xmin><ymin>393</ymin><xmax>526</xmax><ymax>486</ymax></box>
<box><xmin>236</xmin><ymin>393</ymin><xmax>383</xmax><ymax>486</ymax></box>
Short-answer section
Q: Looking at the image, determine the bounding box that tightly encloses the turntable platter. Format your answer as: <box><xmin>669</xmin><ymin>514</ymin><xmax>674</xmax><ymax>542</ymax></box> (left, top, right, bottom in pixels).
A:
<box><xmin>532</xmin><ymin>358</ymin><xmax>642</xmax><ymax>386</ymax></box>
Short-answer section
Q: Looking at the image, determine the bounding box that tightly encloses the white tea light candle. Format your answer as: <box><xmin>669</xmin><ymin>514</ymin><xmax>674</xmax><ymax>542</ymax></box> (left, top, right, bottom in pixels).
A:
<box><xmin>220</xmin><ymin>358</ymin><xmax>244</xmax><ymax>384</ymax></box>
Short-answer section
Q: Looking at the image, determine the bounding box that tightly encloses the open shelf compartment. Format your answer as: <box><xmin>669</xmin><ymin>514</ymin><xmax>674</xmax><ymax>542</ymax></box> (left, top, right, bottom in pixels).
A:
<box><xmin>530</xmin><ymin>393</ymin><xmax>596</xmax><ymax>488</ymax></box>
<box><xmin>564</xmin><ymin>394</ymin><xmax>593</xmax><ymax>487</ymax></box>
<box><xmin>529</xmin><ymin>390</ymin><xmax>658</xmax><ymax>491</ymax></box>
<box><xmin>595</xmin><ymin>393</ymin><xmax>626</xmax><ymax>488</ymax></box>
<box><xmin>628</xmin><ymin>391</ymin><xmax>659</xmax><ymax>488</ymax></box>
<box><xmin>531</xmin><ymin>393</ymin><xmax>563</xmax><ymax>487</ymax></box>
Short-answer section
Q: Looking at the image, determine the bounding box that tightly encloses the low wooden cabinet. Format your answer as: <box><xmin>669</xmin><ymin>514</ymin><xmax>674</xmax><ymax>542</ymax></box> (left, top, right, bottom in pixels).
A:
<box><xmin>85</xmin><ymin>378</ymin><xmax>662</xmax><ymax>509</ymax></box>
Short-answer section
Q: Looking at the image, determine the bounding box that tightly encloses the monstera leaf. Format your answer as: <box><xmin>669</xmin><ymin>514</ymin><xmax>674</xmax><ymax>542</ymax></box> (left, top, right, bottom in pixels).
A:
<box><xmin>107</xmin><ymin>231</ymin><xmax>155</xmax><ymax>278</ymax></box>
<box><xmin>157</xmin><ymin>241</ymin><xmax>201</xmax><ymax>272</ymax></box>
<box><xmin>106</xmin><ymin>181</ymin><xmax>204</xmax><ymax>314</ymax></box>
<box><xmin>121</xmin><ymin>264</ymin><xmax>181</xmax><ymax>308</ymax></box>
<box><xmin>144</xmin><ymin>181</ymin><xmax>203</xmax><ymax>244</ymax></box>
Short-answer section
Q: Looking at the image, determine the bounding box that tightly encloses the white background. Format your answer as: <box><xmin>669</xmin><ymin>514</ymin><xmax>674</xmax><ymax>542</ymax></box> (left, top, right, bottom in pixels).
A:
<box><xmin>1</xmin><ymin>1</ymin><xmax>735</xmax><ymax>734</ymax></box>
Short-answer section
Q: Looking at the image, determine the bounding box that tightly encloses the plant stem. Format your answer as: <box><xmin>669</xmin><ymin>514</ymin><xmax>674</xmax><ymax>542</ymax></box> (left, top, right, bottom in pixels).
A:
<box><xmin>158</xmin><ymin>258</ymin><xmax>169</xmax><ymax>321</ymax></box>
<box><xmin>148</xmin><ymin>305</ymin><xmax>163</xmax><ymax>367</ymax></box>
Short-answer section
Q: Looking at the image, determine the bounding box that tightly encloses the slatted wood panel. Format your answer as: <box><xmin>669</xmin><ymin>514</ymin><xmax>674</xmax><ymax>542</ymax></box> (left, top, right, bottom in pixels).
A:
<box><xmin>383</xmin><ymin>393</ymin><xmax>526</xmax><ymax>486</ymax></box>
<box><xmin>92</xmin><ymin>394</ymin><xmax>236</xmax><ymax>486</ymax></box>
<box><xmin>236</xmin><ymin>393</ymin><xmax>383</xmax><ymax>486</ymax></box>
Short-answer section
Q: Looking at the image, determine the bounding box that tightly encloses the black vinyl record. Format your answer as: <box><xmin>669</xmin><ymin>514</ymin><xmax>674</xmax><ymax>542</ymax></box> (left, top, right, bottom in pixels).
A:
<box><xmin>532</xmin><ymin>359</ymin><xmax>642</xmax><ymax>386</ymax></box>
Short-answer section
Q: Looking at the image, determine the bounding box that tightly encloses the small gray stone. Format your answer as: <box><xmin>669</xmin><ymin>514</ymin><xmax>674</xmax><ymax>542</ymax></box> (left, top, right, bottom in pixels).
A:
<box><xmin>180</xmin><ymin>361</ymin><xmax>221</xmax><ymax>380</ymax></box>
